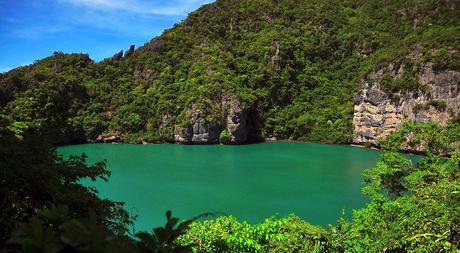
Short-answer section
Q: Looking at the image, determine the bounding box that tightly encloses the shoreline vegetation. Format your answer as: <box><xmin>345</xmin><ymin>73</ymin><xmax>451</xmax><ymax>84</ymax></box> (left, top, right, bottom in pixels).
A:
<box><xmin>1</xmin><ymin>0</ymin><xmax>459</xmax><ymax>251</ymax></box>
<box><xmin>2</xmin><ymin>116</ymin><xmax>459</xmax><ymax>252</ymax></box>
<box><xmin>56</xmin><ymin>137</ymin><xmax>432</xmax><ymax>157</ymax></box>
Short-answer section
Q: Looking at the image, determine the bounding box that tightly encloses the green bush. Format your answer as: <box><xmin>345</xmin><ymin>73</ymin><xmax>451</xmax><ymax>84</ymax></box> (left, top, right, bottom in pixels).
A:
<box><xmin>219</xmin><ymin>129</ymin><xmax>232</xmax><ymax>143</ymax></box>
<box><xmin>427</xmin><ymin>99</ymin><xmax>447</xmax><ymax>111</ymax></box>
<box><xmin>0</xmin><ymin>116</ymin><xmax>202</xmax><ymax>253</ymax></box>
<box><xmin>179</xmin><ymin>215</ymin><xmax>327</xmax><ymax>253</ymax></box>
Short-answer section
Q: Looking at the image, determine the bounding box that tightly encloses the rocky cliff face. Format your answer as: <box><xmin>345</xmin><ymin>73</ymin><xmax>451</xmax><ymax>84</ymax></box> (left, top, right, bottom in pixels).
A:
<box><xmin>173</xmin><ymin>95</ymin><xmax>250</xmax><ymax>144</ymax></box>
<box><xmin>221</xmin><ymin>95</ymin><xmax>249</xmax><ymax>143</ymax></box>
<box><xmin>173</xmin><ymin>108</ymin><xmax>221</xmax><ymax>144</ymax></box>
<box><xmin>353</xmin><ymin>62</ymin><xmax>459</xmax><ymax>146</ymax></box>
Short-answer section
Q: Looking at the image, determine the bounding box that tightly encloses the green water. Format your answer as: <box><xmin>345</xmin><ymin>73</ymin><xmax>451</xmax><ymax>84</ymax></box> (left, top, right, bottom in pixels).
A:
<box><xmin>59</xmin><ymin>142</ymin><xmax>381</xmax><ymax>231</ymax></box>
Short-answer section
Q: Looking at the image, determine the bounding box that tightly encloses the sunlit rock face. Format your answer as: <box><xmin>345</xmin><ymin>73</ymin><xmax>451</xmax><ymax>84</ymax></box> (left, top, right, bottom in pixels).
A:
<box><xmin>353</xmin><ymin>62</ymin><xmax>459</xmax><ymax>148</ymax></box>
<box><xmin>96</xmin><ymin>132</ymin><xmax>122</xmax><ymax>143</ymax></box>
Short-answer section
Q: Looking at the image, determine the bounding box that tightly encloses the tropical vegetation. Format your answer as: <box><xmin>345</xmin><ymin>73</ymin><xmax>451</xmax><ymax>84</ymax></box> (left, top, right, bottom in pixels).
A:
<box><xmin>1</xmin><ymin>116</ymin><xmax>459</xmax><ymax>252</ymax></box>
<box><xmin>1</xmin><ymin>0</ymin><xmax>458</xmax><ymax>144</ymax></box>
<box><xmin>1</xmin><ymin>0</ymin><xmax>459</xmax><ymax>252</ymax></box>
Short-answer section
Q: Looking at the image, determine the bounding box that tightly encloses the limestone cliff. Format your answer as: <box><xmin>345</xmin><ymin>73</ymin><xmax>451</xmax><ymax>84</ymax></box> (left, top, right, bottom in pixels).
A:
<box><xmin>353</xmin><ymin>62</ymin><xmax>459</xmax><ymax>147</ymax></box>
<box><xmin>221</xmin><ymin>95</ymin><xmax>249</xmax><ymax>143</ymax></box>
<box><xmin>173</xmin><ymin>95</ymin><xmax>250</xmax><ymax>144</ymax></box>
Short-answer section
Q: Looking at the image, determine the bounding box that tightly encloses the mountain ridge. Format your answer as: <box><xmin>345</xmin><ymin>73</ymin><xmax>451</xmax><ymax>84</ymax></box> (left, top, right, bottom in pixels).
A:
<box><xmin>1</xmin><ymin>0</ymin><xmax>458</xmax><ymax>147</ymax></box>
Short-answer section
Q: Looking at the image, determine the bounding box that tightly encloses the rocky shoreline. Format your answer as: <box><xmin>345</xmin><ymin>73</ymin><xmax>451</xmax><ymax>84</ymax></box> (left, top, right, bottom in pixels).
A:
<box><xmin>66</xmin><ymin>61</ymin><xmax>460</xmax><ymax>154</ymax></box>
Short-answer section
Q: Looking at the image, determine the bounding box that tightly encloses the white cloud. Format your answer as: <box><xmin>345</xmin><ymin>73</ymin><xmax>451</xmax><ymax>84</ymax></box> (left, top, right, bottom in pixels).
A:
<box><xmin>49</xmin><ymin>0</ymin><xmax>214</xmax><ymax>36</ymax></box>
<box><xmin>1</xmin><ymin>0</ymin><xmax>215</xmax><ymax>69</ymax></box>
<box><xmin>12</xmin><ymin>25</ymin><xmax>68</xmax><ymax>38</ymax></box>
<box><xmin>61</xmin><ymin>0</ymin><xmax>212</xmax><ymax>16</ymax></box>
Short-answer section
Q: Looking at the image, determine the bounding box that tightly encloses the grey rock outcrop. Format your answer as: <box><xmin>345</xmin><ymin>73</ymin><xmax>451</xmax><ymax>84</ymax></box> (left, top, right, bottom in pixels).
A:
<box><xmin>222</xmin><ymin>95</ymin><xmax>249</xmax><ymax>143</ymax></box>
<box><xmin>353</xmin><ymin>62</ymin><xmax>459</xmax><ymax>148</ymax></box>
<box><xmin>96</xmin><ymin>132</ymin><xmax>122</xmax><ymax>143</ymax></box>
<box><xmin>173</xmin><ymin>95</ymin><xmax>250</xmax><ymax>144</ymax></box>
<box><xmin>173</xmin><ymin>109</ymin><xmax>220</xmax><ymax>144</ymax></box>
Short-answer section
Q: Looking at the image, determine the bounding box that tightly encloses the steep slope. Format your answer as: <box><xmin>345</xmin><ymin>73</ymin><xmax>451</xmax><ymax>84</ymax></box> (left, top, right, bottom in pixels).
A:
<box><xmin>0</xmin><ymin>0</ymin><xmax>458</xmax><ymax>145</ymax></box>
<box><xmin>353</xmin><ymin>61</ymin><xmax>459</xmax><ymax>146</ymax></box>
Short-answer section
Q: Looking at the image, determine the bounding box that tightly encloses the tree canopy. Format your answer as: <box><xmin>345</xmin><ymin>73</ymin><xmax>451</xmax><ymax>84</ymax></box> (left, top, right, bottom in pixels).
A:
<box><xmin>1</xmin><ymin>0</ymin><xmax>458</xmax><ymax>144</ymax></box>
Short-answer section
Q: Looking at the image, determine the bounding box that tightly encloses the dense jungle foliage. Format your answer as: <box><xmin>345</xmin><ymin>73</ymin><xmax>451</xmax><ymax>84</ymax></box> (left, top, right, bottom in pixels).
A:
<box><xmin>1</xmin><ymin>0</ymin><xmax>459</xmax><ymax>252</ymax></box>
<box><xmin>0</xmin><ymin>0</ymin><xmax>458</xmax><ymax>144</ymax></box>
<box><xmin>0</xmin><ymin>115</ymin><xmax>202</xmax><ymax>252</ymax></box>
<box><xmin>1</xmin><ymin>116</ymin><xmax>459</xmax><ymax>252</ymax></box>
<box><xmin>178</xmin><ymin>121</ymin><xmax>460</xmax><ymax>252</ymax></box>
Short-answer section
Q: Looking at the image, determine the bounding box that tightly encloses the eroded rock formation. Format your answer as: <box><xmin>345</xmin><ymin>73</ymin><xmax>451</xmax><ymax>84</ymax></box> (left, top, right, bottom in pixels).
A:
<box><xmin>353</xmin><ymin>62</ymin><xmax>459</xmax><ymax>146</ymax></box>
<box><xmin>96</xmin><ymin>132</ymin><xmax>122</xmax><ymax>143</ymax></box>
<box><xmin>173</xmin><ymin>106</ymin><xmax>221</xmax><ymax>144</ymax></box>
<box><xmin>173</xmin><ymin>95</ymin><xmax>250</xmax><ymax>144</ymax></box>
<box><xmin>222</xmin><ymin>95</ymin><xmax>249</xmax><ymax>143</ymax></box>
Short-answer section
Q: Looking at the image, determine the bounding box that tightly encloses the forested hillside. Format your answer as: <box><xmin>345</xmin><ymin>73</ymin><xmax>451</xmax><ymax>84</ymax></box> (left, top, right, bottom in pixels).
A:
<box><xmin>1</xmin><ymin>0</ymin><xmax>458</xmax><ymax>145</ymax></box>
<box><xmin>1</xmin><ymin>0</ymin><xmax>460</xmax><ymax>251</ymax></box>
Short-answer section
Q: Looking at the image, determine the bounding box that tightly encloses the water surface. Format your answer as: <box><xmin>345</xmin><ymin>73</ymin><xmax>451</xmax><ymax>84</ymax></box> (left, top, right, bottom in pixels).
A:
<box><xmin>59</xmin><ymin>142</ymin><xmax>381</xmax><ymax>231</ymax></box>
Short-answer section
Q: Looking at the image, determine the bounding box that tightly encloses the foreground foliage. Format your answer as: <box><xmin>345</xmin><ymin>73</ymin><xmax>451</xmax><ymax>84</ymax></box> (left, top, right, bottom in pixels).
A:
<box><xmin>0</xmin><ymin>116</ymin><xmax>195</xmax><ymax>253</ymax></box>
<box><xmin>1</xmin><ymin>110</ymin><xmax>459</xmax><ymax>253</ymax></box>
<box><xmin>179</xmin><ymin>121</ymin><xmax>460</xmax><ymax>252</ymax></box>
<box><xmin>337</xmin><ymin>126</ymin><xmax>460</xmax><ymax>251</ymax></box>
<box><xmin>179</xmin><ymin>215</ymin><xmax>327</xmax><ymax>252</ymax></box>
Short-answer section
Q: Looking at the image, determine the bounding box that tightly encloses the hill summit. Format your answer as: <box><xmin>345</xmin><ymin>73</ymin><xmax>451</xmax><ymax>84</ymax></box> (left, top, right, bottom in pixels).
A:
<box><xmin>1</xmin><ymin>0</ymin><xmax>458</xmax><ymax>146</ymax></box>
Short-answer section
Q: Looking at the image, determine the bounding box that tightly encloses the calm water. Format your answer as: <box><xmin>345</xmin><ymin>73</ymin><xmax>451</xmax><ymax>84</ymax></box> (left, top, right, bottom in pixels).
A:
<box><xmin>59</xmin><ymin>142</ymin><xmax>381</xmax><ymax>231</ymax></box>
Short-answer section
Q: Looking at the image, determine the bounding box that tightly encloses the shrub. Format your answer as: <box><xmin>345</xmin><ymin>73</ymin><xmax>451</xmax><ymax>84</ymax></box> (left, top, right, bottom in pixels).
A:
<box><xmin>219</xmin><ymin>129</ymin><xmax>231</xmax><ymax>143</ymax></box>
<box><xmin>427</xmin><ymin>99</ymin><xmax>447</xmax><ymax>111</ymax></box>
<box><xmin>179</xmin><ymin>215</ymin><xmax>327</xmax><ymax>253</ymax></box>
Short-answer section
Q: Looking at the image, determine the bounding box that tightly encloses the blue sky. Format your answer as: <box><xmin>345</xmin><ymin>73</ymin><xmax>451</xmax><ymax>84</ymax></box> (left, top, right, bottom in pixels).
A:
<box><xmin>0</xmin><ymin>0</ymin><xmax>214</xmax><ymax>72</ymax></box>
